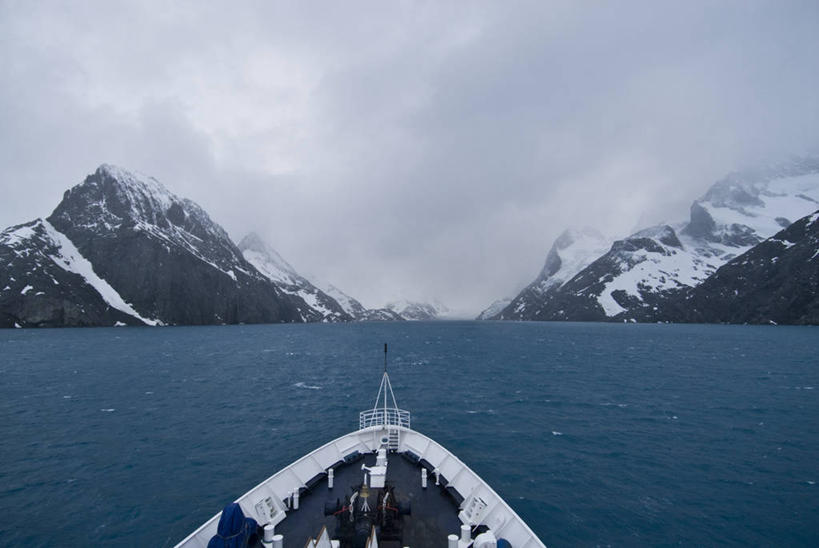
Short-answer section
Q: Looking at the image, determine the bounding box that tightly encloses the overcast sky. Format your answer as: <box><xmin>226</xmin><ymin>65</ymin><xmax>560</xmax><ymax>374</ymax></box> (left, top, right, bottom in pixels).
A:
<box><xmin>1</xmin><ymin>1</ymin><xmax>818</xmax><ymax>314</ymax></box>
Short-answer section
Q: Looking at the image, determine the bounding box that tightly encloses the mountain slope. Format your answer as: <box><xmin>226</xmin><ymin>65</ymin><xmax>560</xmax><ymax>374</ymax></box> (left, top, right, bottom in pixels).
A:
<box><xmin>489</xmin><ymin>158</ymin><xmax>819</xmax><ymax>322</ymax></box>
<box><xmin>488</xmin><ymin>227</ymin><xmax>612</xmax><ymax>320</ymax></box>
<box><xmin>0</xmin><ymin>219</ymin><xmax>151</xmax><ymax>327</ymax></box>
<box><xmin>385</xmin><ymin>299</ymin><xmax>449</xmax><ymax>321</ymax></box>
<box><xmin>660</xmin><ymin>210</ymin><xmax>819</xmax><ymax>324</ymax></box>
<box><xmin>477</xmin><ymin>298</ymin><xmax>512</xmax><ymax>320</ymax></box>
<box><xmin>238</xmin><ymin>233</ymin><xmax>351</xmax><ymax>322</ymax></box>
<box><xmin>3</xmin><ymin>164</ymin><xmax>313</xmax><ymax>327</ymax></box>
<box><xmin>305</xmin><ymin>277</ymin><xmax>405</xmax><ymax>321</ymax></box>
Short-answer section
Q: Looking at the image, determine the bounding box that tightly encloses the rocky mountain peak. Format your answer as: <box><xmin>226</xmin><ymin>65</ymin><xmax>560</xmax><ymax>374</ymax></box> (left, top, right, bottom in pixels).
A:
<box><xmin>238</xmin><ymin>232</ymin><xmax>351</xmax><ymax>322</ymax></box>
<box><xmin>237</xmin><ymin>233</ymin><xmax>299</xmax><ymax>284</ymax></box>
<box><xmin>48</xmin><ymin>164</ymin><xmax>246</xmax><ymax>278</ymax></box>
<box><xmin>630</xmin><ymin>225</ymin><xmax>683</xmax><ymax>249</ymax></box>
<box><xmin>51</xmin><ymin>164</ymin><xmax>231</xmax><ymax>246</ymax></box>
<box><xmin>682</xmin><ymin>156</ymin><xmax>819</xmax><ymax>248</ymax></box>
<box><xmin>385</xmin><ymin>299</ymin><xmax>449</xmax><ymax>320</ymax></box>
<box><xmin>537</xmin><ymin>226</ymin><xmax>611</xmax><ymax>286</ymax></box>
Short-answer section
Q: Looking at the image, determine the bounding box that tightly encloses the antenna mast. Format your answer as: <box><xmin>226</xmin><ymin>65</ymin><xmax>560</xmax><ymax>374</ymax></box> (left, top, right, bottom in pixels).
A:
<box><xmin>360</xmin><ymin>343</ymin><xmax>410</xmax><ymax>431</ymax></box>
<box><xmin>383</xmin><ymin>343</ymin><xmax>388</xmax><ymax>418</ymax></box>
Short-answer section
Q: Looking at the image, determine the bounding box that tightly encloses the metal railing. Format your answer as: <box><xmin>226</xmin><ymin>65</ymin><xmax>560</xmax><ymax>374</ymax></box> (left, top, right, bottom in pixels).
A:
<box><xmin>359</xmin><ymin>408</ymin><xmax>411</xmax><ymax>430</ymax></box>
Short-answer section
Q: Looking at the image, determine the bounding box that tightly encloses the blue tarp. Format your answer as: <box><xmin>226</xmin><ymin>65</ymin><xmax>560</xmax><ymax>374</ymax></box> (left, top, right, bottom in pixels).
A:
<box><xmin>207</xmin><ymin>502</ymin><xmax>259</xmax><ymax>548</ymax></box>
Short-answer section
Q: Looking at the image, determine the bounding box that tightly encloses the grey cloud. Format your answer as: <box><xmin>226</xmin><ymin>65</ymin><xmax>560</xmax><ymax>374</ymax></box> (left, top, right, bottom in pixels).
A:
<box><xmin>1</xmin><ymin>1</ymin><xmax>818</xmax><ymax>314</ymax></box>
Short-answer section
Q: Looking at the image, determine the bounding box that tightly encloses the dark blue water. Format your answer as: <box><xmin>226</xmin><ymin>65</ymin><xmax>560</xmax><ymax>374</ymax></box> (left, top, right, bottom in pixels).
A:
<box><xmin>1</xmin><ymin>322</ymin><xmax>817</xmax><ymax>547</ymax></box>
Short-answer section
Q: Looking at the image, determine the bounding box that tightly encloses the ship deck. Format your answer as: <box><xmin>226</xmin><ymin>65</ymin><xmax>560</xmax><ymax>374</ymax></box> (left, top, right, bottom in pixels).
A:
<box><xmin>271</xmin><ymin>451</ymin><xmax>463</xmax><ymax>547</ymax></box>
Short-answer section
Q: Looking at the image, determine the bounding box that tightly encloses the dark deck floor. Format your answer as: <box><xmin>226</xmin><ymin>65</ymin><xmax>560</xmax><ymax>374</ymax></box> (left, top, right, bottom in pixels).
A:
<box><xmin>273</xmin><ymin>451</ymin><xmax>462</xmax><ymax>547</ymax></box>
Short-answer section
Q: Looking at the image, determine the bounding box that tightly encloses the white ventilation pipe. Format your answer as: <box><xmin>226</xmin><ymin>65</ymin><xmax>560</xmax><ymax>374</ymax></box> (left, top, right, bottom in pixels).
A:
<box><xmin>293</xmin><ymin>490</ymin><xmax>299</xmax><ymax>510</ymax></box>
<box><xmin>272</xmin><ymin>534</ymin><xmax>283</xmax><ymax>548</ymax></box>
<box><xmin>263</xmin><ymin>524</ymin><xmax>275</xmax><ymax>544</ymax></box>
<box><xmin>448</xmin><ymin>534</ymin><xmax>459</xmax><ymax>548</ymax></box>
<box><xmin>460</xmin><ymin>524</ymin><xmax>471</xmax><ymax>544</ymax></box>
<box><xmin>328</xmin><ymin>468</ymin><xmax>334</xmax><ymax>489</ymax></box>
<box><xmin>421</xmin><ymin>468</ymin><xmax>428</xmax><ymax>488</ymax></box>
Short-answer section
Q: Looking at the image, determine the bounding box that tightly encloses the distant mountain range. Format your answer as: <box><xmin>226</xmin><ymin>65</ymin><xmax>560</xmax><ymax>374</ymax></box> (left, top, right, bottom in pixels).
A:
<box><xmin>4</xmin><ymin>160</ymin><xmax>818</xmax><ymax>328</ymax></box>
<box><xmin>481</xmin><ymin>157</ymin><xmax>819</xmax><ymax>324</ymax></box>
<box><xmin>0</xmin><ymin>165</ymin><xmax>447</xmax><ymax>327</ymax></box>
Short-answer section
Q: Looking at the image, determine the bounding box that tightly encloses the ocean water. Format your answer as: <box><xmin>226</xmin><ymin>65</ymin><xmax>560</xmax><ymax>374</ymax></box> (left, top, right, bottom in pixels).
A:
<box><xmin>0</xmin><ymin>321</ymin><xmax>817</xmax><ymax>547</ymax></box>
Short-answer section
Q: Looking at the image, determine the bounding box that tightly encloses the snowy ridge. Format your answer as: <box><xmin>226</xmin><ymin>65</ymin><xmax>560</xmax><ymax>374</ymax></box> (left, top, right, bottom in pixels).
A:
<box><xmin>238</xmin><ymin>233</ymin><xmax>299</xmax><ymax>285</ymax></box>
<box><xmin>477</xmin><ymin>298</ymin><xmax>511</xmax><ymax>320</ymax></box>
<box><xmin>53</xmin><ymin>164</ymin><xmax>250</xmax><ymax>282</ymax></box>
<box><xmin>488</xmin><ymin>157</ymin><xmax>819</xmax><ymax>321</ymax></box>
<box><xmin>385</xmin><ymin>299</ymin><xmax>449</xmax><ymax>320</ymax></box>
<box><xmin>490</xmin><ymin>227</ymin><xmax>612</xmax><ymax>319</ymax></box>
<box><xmin>594</xmin><ymin>166</ymin><xmax>819</xmax><ymax>316</ymax></box>
<box><xmin>307</xmin><ymin>277</ymin><xmax>368</xmax><ymax>319</ymax></box>
<box><xmin>668</xmin><ymin>206</ymin><xmax>819</xmax><ymax>324</ymax></box>
<box><xmin>537</xmin><ymin>228</ymin><xmax>612</xmax><ymax>292</ymax></box>
<box><xmin>238</xmin><ymin>233</ymin><xmax>350</xmax><ymax>322</ymax></box>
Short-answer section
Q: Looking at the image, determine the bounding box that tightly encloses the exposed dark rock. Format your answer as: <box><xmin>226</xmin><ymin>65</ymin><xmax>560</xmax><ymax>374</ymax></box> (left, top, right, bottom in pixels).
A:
<box><xmin>682</xmin><ymin>202</ymin><xmax>717</xmax><ymax>239</ymax></box>
<box><xmin>1</xmin><ymin>165</ymin><xmax>316</xmax><ymax>327</ymax></box>
<box><xmin>0</xmin><ymin>219</ymin><xmax>145</xmax><ymax>327</ymax></box>
<box><xmin>44</xmin><ymin>165</ymin><xmax>307</xmax><ymax>326</ymax></box>
<box><xmin>656</xmin><ymin>210</ymin><xmax>819</xmax><ymax>325</ymax></box>
<box><xmin>485</xmin><ymin>157</ymin><xmax>819</xmax><ymax>325</ymax></box>
<box><xmin>238</xmin><ymin>233</ymin><xmax>352</xmax><ymax>322</ymax></box>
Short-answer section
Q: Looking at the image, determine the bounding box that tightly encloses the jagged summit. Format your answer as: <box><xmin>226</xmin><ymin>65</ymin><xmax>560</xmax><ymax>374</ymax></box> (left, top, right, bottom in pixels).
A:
<box><xmin>238</xmin><ymin>232</ymin><xmax>299</xmax><ymax>282</ymax></box>
<box><xmin>1</xmin><ymin>164</ymin><xmax>308</xmax><ymax>327</ymax></box>
<box><xmin>53</xmin><ymin>164</ymin><xmax>233</xmax><ymax>249</ymax></box>
<box><xmin>660</xmin><ymin>208</ymin><xmax>819</xmax><ymax>324</ymax></box>
<box><xmin>49</xmin><ymin>164</ymin><xmax>248</xmax><ymax>281</ymax></box>
<box><xmin>538</xmin><ymin>227</ymin><xmax>611</xmax><ymax>286</ymax></box>
<box><xmin>487</xmin><ymin>226</ymin><xmax>612</xmax><ymax>320</ymax></box>
<box><xmin>682</xmin><ymin>157</ymin><xmax>819</xmax><ymax>248</ymax></box>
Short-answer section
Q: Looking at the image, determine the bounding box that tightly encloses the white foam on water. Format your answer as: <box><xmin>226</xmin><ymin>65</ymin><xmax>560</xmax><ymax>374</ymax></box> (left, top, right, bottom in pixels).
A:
<box><xmin>552</xmin><ymin>431</ymin><xmax>563</xmax><ymax>436</ymax></box>
<box><xmin>100</xmin><ymin>408</ymin><xmax>116</xmax><ymax>412</ymax></box>
<box><xmin>294</xmin><ymin>382</ymin><xmax>321</xmax><ymax>390</ymax></box>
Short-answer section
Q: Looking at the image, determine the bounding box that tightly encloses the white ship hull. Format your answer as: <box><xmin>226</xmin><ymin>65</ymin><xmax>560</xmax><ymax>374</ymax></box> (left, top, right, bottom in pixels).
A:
<box><xmin>176</xmin><ymin>425</ymin><xmax>546</xmax><ymax>548</ymax></box>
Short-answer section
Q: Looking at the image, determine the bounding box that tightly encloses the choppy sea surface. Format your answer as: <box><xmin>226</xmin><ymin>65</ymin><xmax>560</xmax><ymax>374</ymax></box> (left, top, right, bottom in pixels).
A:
<box><xmin>1</xmin><ymin>321</ymin><xmax>817</xmax><ymax>547</ymax></box>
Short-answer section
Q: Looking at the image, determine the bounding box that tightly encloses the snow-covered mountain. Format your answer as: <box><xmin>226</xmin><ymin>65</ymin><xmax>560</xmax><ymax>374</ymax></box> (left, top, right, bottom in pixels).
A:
<box><xmin>238</xmin><ymin>233</ymin><xmax>351</xmax><ymax>322</ymax></box>
<box><xmin>477</xmin><ymin>298</ymin><xmax>512</xmax><ymax>320</ymax></box>
<box><xmin>385</xmin><ymin>299</ymin><xmax>449</xmax><ymax>321</ymax></box>
<box><xmin>1</xmin><ymin>164</ymin><xmax>311</xmax><ymax>327</ymax></box>
<box><xmin>487</xmin><ymin>227</ymin><xmax>612</xmax><ymax>320</ymax></box>
<box><xmin>486</xmin><ymin>157</ymin><xmax>819</xmax><ymax>322</ymax></box>
<box><xmin>316</xmin><ymin>282</ymin><xmax>368</xmax><ymax>319</ymax></box>
<box><xmin>306</xmin><ymin>277</ymin><xmax>404</xmax><ymax>321</ymax></box>
<box><xmin>661</xmin><ymin>208</ymin><xmax>819</xmax><ymax>324</ymax></box>
<box><xmin>0</xmin><ymin>218</ymin><xmax>155</xmax><ymax>327</ymax></box>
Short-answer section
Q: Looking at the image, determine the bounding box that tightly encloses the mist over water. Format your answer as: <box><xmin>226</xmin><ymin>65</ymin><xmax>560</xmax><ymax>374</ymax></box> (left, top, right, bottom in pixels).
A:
<box><xmin>1</xmin><ymin>322</ymin><xmax>817</xmax><ymax>546</ymax></box>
